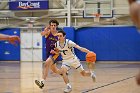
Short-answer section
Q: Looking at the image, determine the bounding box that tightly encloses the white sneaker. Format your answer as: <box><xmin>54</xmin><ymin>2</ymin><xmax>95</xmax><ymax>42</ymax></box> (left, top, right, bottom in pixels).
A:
<box><xmin>91</xmin><ymin>72</ymin><xmax>96</xmax><ymax>82</ymax></box>
<box><xmin>64</xmin><ymin>86</ymin><xmax>72</xmax><ymax>93</ymax></box>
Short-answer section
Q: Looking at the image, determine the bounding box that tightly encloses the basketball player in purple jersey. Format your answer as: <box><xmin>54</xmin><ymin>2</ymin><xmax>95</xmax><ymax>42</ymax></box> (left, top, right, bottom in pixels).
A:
<box><xmin>128</xmin><ymin>0</ymin><xmax>140</xmax><ymax>85</ymax></box>
<box><xmin>35</xmin><ymin>19</ymin><xmax>60</xmax><ymax>89</ymax></box>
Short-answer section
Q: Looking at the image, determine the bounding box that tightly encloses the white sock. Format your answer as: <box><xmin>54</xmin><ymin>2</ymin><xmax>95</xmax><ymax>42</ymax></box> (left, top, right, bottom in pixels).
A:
<box><xmin>66</xmin><ymin>83</ymin><xmax>71</xmax><ymax>88</ymax></box>
<box><xmin>90</xmin><ymin>70</ymin><xmax>96</xmax><ymax>77</ymax></box>
<box><xmin>41</xmin><ymin>79</ymin><xmax>45</xmax><ymax>84</ymax></box>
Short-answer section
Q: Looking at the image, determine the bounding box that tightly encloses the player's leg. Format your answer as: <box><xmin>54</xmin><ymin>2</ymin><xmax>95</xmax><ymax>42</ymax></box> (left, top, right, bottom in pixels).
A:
<box><xmin>80</xmin><ymin>69</ymin><xmax>96</xmax><ymax>82</ymax></box>
<box><xmin>72</xmin><ymin>59</ymin><xmax>96</xmax><ymax>82</ymax></box>
<box><xmin>50</xmin><ymin>54</ymin><xmax>60</xmax><ymax>74</ymax></box>
<box><xmin>42</xmin><ymin>57</ymin><xmax>53</xmax><ymax>79</ymax></box>
<box><xmin>35</xmin><ymin>54</ymin><xmax>59</xmax><ymax>88</ymax></box>
<box><xmin>129</xmin><ymin>2</ymin><xmax>140</xmax><ymax>30</ymax></box>
<box><xmin>85</xmin><ymin>52</ymin><xmax>96</xmax><ymax>82</ymax></box>
<box><xmin>35</xmin><ymin>57</ymin><xmax>53</xmax><ymax>89</ymax></box>
<box><xmin>86</xmin><ymin>62</ymin><xmax>96</xmax><ymax>82</ymax></box>
<box><xmin>61</xmin><ymin>64</ymin><xmax>72</xmax><ymax>93</ymax></box>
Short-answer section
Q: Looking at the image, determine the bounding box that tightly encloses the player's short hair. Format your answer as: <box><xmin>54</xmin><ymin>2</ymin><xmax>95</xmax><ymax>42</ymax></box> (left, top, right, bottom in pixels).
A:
<box><xmin>58</xmin><ymin>30</ymin><xmax>66</xmax><ymax>36</ymax></box>
<box><xmin>49</xmin><ymin>19</ymin><xmax>59</xmax><ymax>26</ymax></box>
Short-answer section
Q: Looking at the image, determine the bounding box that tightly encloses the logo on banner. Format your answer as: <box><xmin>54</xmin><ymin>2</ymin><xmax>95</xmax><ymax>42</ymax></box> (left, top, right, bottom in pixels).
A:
<box><xmin>9</xmin><ymin>0</ymin><xmax>49</xmax><ymax>10</ymax></box>
<box><xmin>18</xmin><ymin>1</ymin><xmax>40</xmax><ymax>9</ymax></box>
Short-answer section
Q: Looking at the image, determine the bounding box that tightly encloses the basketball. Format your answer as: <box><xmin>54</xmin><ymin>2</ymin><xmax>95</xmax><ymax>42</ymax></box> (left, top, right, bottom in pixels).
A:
<box><xmin>86</xmin><ymin>52</ymin><xmax>96</xmax><ymax>63</ymax></box>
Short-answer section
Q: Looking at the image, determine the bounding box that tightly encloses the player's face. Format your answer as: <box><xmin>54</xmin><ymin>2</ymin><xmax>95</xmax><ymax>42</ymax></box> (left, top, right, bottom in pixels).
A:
<box><xmin>57</xmin><ymin>33</ymin><xmax>65</xmax><ymax>42</ymax></box>
<box><xmin>50</xmin><ymin>22</ymin><xmax>57</xmax><ymax>31</ymax></box>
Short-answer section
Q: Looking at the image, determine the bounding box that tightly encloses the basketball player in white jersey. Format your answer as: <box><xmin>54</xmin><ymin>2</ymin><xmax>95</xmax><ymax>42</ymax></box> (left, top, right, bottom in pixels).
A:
<box><xmin>128</xmin><ymin>0</ymin><xmax>140</xmax><ymax>32</ymax></box>
<box><xmin>51</xmin><ymin>30</ymin><xmax>96</xmax><ymax>93</ymax></box>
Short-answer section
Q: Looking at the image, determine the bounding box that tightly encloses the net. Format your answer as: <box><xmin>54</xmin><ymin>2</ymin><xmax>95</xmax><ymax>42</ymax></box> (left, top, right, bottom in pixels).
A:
<box><xmin>93</xmin><ymin>14</ymin><xmax>101</xmax><ymax>23</ymax></box>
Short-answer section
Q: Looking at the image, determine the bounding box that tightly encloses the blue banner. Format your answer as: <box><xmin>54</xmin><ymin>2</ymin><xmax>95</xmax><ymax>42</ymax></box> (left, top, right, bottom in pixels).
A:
<box><xmin>9</xmin><ymin>0</ymin><xmax>49</xmax><ymax>10</ymax></box>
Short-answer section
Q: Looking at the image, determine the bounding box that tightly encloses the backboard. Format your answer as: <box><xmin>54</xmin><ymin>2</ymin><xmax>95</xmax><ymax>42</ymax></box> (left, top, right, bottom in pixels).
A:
<box><xmin>83</xmin><ymin>0</ymin><xmax>113</xmax><ymax>18</ymax></box>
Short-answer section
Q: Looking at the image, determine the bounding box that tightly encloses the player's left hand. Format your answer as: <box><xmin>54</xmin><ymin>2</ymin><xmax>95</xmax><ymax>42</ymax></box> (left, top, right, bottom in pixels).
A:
<box><xmin>54</xmin><ymin>48</ymin><xmax>59</xmax><ymax>52</ymax></box>
<box><xmin>8</xmin><ymin>36</ymin><xmax>20</xmax><ymax>45</ymax></box>
<box><xmin>50</xmin><ymin>48</ymin><xmax>59</xmax><ymax>54</ymax></box>
<box><xmin>50</xmin><ymin>50</ymin><xmax>56</xmax><ymax>54</ymax></box>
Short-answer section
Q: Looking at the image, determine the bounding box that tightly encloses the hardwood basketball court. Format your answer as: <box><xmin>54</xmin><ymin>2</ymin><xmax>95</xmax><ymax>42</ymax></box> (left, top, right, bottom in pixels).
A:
<box><xmin>0</xmin><ymin>61</ymin><xmax>139</xmax><ymax>93</ymax></box>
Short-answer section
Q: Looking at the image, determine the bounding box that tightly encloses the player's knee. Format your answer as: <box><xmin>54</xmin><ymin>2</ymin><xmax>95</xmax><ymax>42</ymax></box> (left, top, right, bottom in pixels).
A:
<box><xmin>57</xmin><ymin>68</ymin><xmax>64</xmax><ymax>75</ymax></box>
<box><xmin>62</xmin><ymin>68</ymin><xmax>67</xmax><ymax>73</ymax></box>
<box><xmin>44</xmin><ymin>62</ymin><xmax>50</xmax><ymax>68</ymax></box>
<box><xmin>50</xmin><ymin>64</ymin><xmax>58</xmax><ymax>73</ymax></box>
<box><xmin>57</xmin><ymin>69</ymin><xmax>62</xmax><ymax>75</ymax></box>
<box><xmin>59</xmin><ymin>67</ymin><xmax>68</xmax><ymax>75</ymax></box>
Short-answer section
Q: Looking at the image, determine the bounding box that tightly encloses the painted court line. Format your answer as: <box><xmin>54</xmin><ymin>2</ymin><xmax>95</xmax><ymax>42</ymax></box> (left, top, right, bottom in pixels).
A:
<box><xmin>81</xmin><ymin>76</ymin><xmax>135</xmax><ymax>93</ymax></box>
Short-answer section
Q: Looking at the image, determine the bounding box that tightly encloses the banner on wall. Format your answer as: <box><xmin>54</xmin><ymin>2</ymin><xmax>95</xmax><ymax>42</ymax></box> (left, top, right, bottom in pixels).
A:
<box><xmin>9</xmin><ymin>0</ymin><xmax>49</xmax><ymax>10</ymax></box>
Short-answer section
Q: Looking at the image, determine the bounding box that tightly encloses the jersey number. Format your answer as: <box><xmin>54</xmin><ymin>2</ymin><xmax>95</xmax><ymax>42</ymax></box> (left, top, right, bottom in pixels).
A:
<box><xmin>62</xmin><ymin>50</ymin><xmax>68</xmax><ymax>55</ymax></box>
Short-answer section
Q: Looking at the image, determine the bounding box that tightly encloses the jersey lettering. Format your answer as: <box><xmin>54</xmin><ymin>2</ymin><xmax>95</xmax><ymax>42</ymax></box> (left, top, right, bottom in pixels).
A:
<box><xmin>60</xmin><ymin>50</ymin><xmax>68</xmax><ymax>55</ymax></box>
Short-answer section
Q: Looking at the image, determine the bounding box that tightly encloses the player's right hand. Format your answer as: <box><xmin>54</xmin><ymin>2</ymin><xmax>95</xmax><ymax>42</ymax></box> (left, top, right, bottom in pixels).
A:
<box><xmin>41</xmin><ymin>26</ymin><xmax>50</xmax><ymax>36</ymax></box>
<box><xmin>44</xmin><ymin>26</ymin><xmax>50</xmax><ymax>31</ymax></box>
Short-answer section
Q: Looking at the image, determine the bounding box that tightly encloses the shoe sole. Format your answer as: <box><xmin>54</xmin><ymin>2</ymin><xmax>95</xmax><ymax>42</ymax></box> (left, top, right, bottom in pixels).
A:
<box><xmin>64</xmin><ymin>89</ymin><xmax>72</xmax><ymax>93</ymax></box>
<box><xmin>92</xmin><ymin>77</ymin><xmax>96</xmax><ymax>82</ymax></box>
<box><xmin>64</xmin><ymin>91</ymin><xmax>72</xmax><ymax>93</ymax></box>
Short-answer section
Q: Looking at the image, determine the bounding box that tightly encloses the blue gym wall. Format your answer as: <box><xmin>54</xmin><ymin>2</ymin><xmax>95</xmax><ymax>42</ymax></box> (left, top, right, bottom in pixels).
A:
<box><xmin>0</xmin><ymin>28</ymin><xmax>20</xmax><ymax>61</ymax></box>
<box><xmin>1</xmin><ymin>27</ymin><xmax>139</xmax><ymax>61</ymax></box>
<box><xmin>75</xmin><ymin>26</ymin><xmax>140</xmax><ymax>61</ymax></box>
<box><xmin>41</xmin><ymin>26</ymin><xmax>140</xmax><ymax>61</ymax></box>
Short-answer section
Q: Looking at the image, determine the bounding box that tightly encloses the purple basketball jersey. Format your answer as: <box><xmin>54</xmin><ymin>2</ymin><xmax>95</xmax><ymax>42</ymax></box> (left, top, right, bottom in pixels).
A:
<box><xmin>46</xmin><ymin>32</ymin><xmax>58</xmax><ymax>58</ymax></box>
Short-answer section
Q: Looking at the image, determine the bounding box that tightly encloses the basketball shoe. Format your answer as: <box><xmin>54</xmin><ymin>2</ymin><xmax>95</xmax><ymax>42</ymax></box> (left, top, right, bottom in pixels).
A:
<box><xmin>35</xmin><ymin>80</ymin><xmax>44</xmax><ymax>89</ymax></box>
<box><xmin>91</xmin><ymin>72</ymin><xmax>96</xmax><ymax>82</ymax></box>
<box><xmin>64</xmin><ymin>85</ymin><xmax>72</xmax><ymax>93</ymax></box>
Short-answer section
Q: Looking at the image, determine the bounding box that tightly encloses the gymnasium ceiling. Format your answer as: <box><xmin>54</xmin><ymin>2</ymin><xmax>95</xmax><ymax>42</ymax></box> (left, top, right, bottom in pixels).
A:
<box><xmin>0</xmin><ymin>0</ymin><xmax>133</xmax><ymax>29</ymax></box>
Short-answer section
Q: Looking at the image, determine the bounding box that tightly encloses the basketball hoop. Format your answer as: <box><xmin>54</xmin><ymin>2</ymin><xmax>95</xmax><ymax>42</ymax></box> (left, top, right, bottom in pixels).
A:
<box><xmin>93</xmin><ymin>14</ymin><xmax>101</xmax><ymax>23</ymax></box>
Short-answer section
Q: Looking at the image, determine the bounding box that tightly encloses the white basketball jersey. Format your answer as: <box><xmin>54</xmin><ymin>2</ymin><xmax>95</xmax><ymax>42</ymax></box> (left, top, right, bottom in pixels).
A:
<box><xmin>55</xmin><ymin>39</ymin><xmax>77</xmax><ymax>60</ymax></box>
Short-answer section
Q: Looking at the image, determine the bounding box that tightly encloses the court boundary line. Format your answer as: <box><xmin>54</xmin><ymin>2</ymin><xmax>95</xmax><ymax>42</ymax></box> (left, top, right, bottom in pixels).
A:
<box><xmin>81</xmin><ymin>76</ymin><xmax>136</xmax><ymax>93</ymax></box>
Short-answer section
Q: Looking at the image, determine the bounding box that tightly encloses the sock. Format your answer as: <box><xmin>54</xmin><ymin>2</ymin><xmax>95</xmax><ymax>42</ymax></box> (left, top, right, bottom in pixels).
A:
<box><xmin>66</xmin><ymin>83</ymin><xmax>71</xmax><ymax>88</ymax></box>
<box><xmin>90</xmin><ymin>70</ymin><xmax>94</xmax><ymax>76</ymax></box>
<box><xmin>41</xmin><ymin>79</ymin><xmax>45</xmax><ymax>84</ymax></box>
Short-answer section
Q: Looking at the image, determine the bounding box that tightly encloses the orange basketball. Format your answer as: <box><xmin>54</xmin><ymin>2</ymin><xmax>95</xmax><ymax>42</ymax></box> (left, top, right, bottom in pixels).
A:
<box><xmin>86</xmin><ymin>52</ymin><xmax>96</xmax><ymax>62</ymax></box>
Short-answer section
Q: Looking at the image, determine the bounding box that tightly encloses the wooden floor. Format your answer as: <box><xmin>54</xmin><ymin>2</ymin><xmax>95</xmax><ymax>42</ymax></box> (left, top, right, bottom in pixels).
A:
<box><xmin>0</xmin><ymin>61</ymin><xmax>140</xmax><ymax>93</ymax></box>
